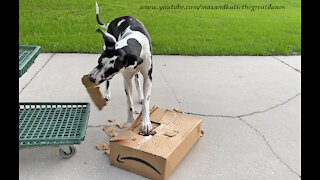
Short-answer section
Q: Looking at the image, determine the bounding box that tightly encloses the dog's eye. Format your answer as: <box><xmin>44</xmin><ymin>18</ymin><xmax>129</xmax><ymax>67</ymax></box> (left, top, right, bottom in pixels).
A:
<box><xmin>110</xmin><ymin>60</ymin><xmax>114</xmax><ymax>64</ymax></box>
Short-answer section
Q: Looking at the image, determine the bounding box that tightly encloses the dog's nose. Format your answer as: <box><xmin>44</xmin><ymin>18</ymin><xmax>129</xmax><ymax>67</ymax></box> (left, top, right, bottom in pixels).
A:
<box><xmin>89</xmin><ymin>75</ymin><xmax>96</xmax><ymax>83</ymax></box>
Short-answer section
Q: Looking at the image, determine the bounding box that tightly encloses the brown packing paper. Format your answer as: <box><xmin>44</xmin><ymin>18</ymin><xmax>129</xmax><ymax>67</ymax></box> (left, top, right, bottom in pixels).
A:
<box><xmin>109</xmin><ymin>107</ymin><xmax>203</xmax><ymax>180</ymax></box>
<box><xmin>81</xmin><ymin>75</ymin><xmax>107</xmax><ymax>110</ymax></box>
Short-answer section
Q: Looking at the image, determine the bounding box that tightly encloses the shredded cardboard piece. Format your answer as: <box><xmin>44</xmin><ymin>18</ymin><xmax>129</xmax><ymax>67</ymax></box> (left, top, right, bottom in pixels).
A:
<box><xmin>108</xmin><ymin>118</ymin><xmax>115</xmax><ymax>122</ymax></box>
<box><xmin>173</xmin><ymin>108</ymin><xmax>184</xmax><ymax>113</ymax></box>
<box><xmin>164</xmin><ymin>130</ymin><xmax>179</xmax><ymax>137</ymax></box>
<box><xmin>105</xmin><ymin>148</ymin><xmax>110</xmax><ymax>156</ymax></box>
<box><xmin>96</xmin><ymin>143</ymin><xmax>109</xmax><ymax>151</ymax></box>
<box><xmin>103</xmin><ymin>125</ymin><xmax>118</xmax><ymax>137</ymax></box>
<box><xmin>117</xmin><ymin>122</ymin><xmax>126</xmax><ymax>129</ymax></box>
<box><xmin>200</xmin><ymin>130</ymin><xmax>204</xmax><ymax>137</ymax></box>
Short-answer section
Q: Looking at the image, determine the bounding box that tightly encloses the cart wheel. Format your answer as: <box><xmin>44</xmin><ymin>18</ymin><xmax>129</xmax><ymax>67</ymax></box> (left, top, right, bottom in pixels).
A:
<box><xmin>59</xmin><ymin>145</ymin><xmax>77</xmax><ymax>159</ymax></box>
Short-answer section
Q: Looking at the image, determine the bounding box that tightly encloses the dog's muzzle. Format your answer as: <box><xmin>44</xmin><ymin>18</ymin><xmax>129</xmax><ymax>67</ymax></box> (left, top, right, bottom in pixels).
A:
<box><xmin>89</xmin><ymin>75</ymin><xmax>97</xmax><ymax>83</ymax></box>
<box><xmin>89</xmin><ymin>73</ymin><xmax>106</xmax><ymax>85</ymax></box>
<box><xmin>89</xmin><ymin>68</ymin><xmax>100</xmax><ymax>84</ymax></box>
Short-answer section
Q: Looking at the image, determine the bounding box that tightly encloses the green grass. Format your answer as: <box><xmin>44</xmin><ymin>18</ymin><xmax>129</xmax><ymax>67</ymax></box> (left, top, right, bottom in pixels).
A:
<box><xmin>19</xmin><ymin>0</ymin><xmax>301</xmax><ymax>55</ymax></box>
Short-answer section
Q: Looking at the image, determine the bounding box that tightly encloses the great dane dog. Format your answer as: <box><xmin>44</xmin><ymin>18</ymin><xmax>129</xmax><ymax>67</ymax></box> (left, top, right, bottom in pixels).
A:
<box><xmin>89</xmin><ymin>2</ymin><xmax>153</xmax><ymax>134</ymax></box>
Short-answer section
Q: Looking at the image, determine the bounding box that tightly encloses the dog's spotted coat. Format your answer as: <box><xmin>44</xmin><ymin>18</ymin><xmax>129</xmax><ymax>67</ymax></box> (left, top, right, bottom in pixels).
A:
<box><xmin>89</xmin><ymin>2</ymin><xmax>153</xmax><ymax>134</ymax></box>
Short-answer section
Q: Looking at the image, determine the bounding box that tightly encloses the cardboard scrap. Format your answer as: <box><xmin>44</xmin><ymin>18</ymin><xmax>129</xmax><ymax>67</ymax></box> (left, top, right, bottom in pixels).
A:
<box><xmin>96</xmin><ymin>143</ymin><xmax>109</xmax><ymax>151</ymax></box>
<box><xmin>200</xmin><ymin>130</ymin><xmax>204</xmax><ymax>137</ymax></box>
<box><xmin>108</xmin><ymin>118</ymin><xmax>115</xmax><ymax>122</ymax></box>
<box><xmin>173</xmin><ymin>108</ymin><xmax>184</xmax><ymax>113</ymax></box>
<box><xmin>103</xmin><ymin>125</ymin><xmax>118</xmax><ymax>137</ymax></box>
<box><xmin>117</xmin><ymin>122</ymin><xmax>126</xmax><ymax>129</ymax></box>
<box><xmin>105</xmin><ymin>149</ymin><xmax>110</xmax><ymax>156</ymax></box>
<box><xmin>81</xmin><ymin>74</ymin><xmax>107</xmax><ymax>110</ymax></box>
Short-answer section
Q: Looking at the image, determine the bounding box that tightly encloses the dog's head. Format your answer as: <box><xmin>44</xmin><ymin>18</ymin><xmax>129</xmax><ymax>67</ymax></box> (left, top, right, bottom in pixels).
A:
<box><xmin>89</xmin><ymin>29</ymin><xmax>123</xmax><ymax>84</ymax></box>
<box><xmin>89</xmin><ymin>29</ymin><xmax>138</xmax><ymax>84</ymax></box>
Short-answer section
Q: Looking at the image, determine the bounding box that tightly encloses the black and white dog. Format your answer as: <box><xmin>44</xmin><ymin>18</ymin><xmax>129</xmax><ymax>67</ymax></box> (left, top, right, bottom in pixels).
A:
<box><xmin>89</xmin><ymin>2</ymin><xmax>153</xmax><ymax>134</ymax></box>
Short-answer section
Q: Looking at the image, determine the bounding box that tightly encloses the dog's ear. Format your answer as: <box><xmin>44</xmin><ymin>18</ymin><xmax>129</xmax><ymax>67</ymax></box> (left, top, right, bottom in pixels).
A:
<box><xmin>115</xmin><ymin>49</ymin><xmax>126</xmax><ymax>61</ymax></box>
<box><xmin>96</xmin><ymin>29</ymin><xmax>116</xmax><ymax>50</ymax></box>
<box><xmin>114</xmin><ymin>49</ymin><xmax>141</xmax><ymax>68</ymax></box>
<box><xmin>112</xmin><ymin>49</ymin><xmax>126</xmax><ymax>69</ymax></box>
<box><xmin>123</xmin><ymin>54</ymin><xmax>139</xmax><ymax>62</ymax></box>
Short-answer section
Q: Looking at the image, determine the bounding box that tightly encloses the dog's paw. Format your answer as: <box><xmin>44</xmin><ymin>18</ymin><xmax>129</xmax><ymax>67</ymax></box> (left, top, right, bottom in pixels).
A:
<box><xmin>104</xmin><ymin>93</ymin><xmax>111</xmax><ymax>101</ymax></box>
<box><xmin>141</xmin><ymin>117</ymin><xmax>152</xmax><ymax>135</ymax></box>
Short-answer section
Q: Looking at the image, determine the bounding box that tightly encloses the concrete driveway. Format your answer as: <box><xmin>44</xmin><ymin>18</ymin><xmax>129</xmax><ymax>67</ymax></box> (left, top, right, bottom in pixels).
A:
<box><xmin>19</xmin><ymin>54</ymin><xmax>301</xmax><ymax>180</ymax></box>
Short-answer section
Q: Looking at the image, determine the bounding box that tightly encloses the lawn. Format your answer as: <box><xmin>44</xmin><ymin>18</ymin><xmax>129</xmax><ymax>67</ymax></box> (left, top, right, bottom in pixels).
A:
<box><xmin>19</xmin><ymin>0</ymin><xmax>301</xmax><ymax>55</ymax></box>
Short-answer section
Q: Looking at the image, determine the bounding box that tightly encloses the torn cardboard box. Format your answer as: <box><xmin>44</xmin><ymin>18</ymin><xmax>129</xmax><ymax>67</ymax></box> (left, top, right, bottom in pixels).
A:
<box><xmin>109</xmin><ymin>106</ymin><xmax>203</xmax><ymax>180</ymax></box>
<box><xmin>81</xmin><ymin>75</ymin><xmax>107</xmax><ymax>110</ymax></box>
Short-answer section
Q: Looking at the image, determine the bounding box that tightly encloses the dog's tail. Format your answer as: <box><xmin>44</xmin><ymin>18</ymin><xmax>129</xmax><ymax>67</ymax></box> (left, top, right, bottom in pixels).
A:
<box><xmin>96</xmin><ymin>2</ymin><xmax>108</xmax><ymax>29</ymax></box>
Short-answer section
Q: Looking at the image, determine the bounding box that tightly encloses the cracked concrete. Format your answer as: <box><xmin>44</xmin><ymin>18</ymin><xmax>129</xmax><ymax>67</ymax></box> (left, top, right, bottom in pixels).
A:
<box><xmin>19</xmin><ymin>53</ymin><xmax>54</xmax><ymax>94</ymax></box>
<box><xmin>241</xmin><ymin>94</ymin><xmax>301</xmax><ymax>177</ymax></box>
<box><xmin>153</xmin><ymin>56</ymin><xmax>301</xmax><ymax>117</ymax></box>
<box><xmin>238</xmin><ymin>117</ymin><xmax>300</xmax><ymax>178</ymax></box>
<box><xmin>184</xmin><ymin>92</ymin><xmax>301</xmax><ymax>119</ymax></box>
<box><xmin>156</xmin><ymin>65</ymin><xmax>182</xmax><ymax>108</ymax></box>
<box><xmin>273</xmin><ymin>56</ymin><xmax>301</xmax><ymax>73</ymax></box>
<box><xmin>19</xmin><ymin>54</ymin><xmax>301</xmax><ymax>180</ymax></box>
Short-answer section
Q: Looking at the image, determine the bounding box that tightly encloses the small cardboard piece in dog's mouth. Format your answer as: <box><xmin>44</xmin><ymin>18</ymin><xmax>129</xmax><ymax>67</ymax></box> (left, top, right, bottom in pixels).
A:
<box><xmin>82</xmin><ymin>74</ymin><xmax>107</xmax><ymax>110</ymax></box>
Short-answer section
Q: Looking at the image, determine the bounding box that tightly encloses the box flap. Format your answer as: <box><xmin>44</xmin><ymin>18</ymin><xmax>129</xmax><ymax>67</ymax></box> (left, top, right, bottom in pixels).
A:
<box><xmin>110</xmin><ymin>129</ymin><xmax>135</xmax><ymax>141</ymax></box>
<box><xmin>110</xmin><ymin>106</ymin><xmax>159</xmax><ymax>142</ymax></box>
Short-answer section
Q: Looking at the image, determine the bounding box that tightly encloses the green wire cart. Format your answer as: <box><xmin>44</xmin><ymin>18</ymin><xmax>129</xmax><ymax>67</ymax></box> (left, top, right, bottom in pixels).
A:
<box><xmin>19</xmin><ymin>45</ymin><xmax>41</xmax><ymax>77</ymax></box>
<box><xmin>19</xmin><ymin>46</ymin><xmax>91</xmax><ymax>158</ymax></box>
<box><xmin>19</xmin><ymin>103</ymin><xmax>90</xmax><ymax>158</ymax></box>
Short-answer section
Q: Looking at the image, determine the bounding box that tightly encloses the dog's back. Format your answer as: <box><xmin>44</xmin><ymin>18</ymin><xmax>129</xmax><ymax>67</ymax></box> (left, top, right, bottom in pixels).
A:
<box><xmin>107</xmin><ymin>16</ymin><xmax>152</xmax><ymax>51</ymax></box>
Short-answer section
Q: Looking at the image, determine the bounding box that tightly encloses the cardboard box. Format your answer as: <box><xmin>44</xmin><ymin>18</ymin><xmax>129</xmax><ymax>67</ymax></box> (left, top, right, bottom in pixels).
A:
<box><xmin>109</xmin><ymin>106</ymin><xmax>203</xmax><ymax>180</ymax></box>
<box><xmin>81</xmin><ymin>75</ymin><xmax>107</xmax><ymax>110</ymax></box>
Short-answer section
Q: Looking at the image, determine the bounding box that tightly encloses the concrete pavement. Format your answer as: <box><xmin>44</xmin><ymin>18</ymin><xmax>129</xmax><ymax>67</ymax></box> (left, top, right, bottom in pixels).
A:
<box><xmin>19</xmin><ymin>54</ymin><xmax>301</xmax><ymax>180</ymax></box>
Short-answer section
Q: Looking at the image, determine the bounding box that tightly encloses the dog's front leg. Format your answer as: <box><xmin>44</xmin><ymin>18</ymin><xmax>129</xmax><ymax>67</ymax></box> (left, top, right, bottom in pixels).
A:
<box><xmin>141</xmin><ymin>65</ymin><xmax>153</xmax><ymax>134</ymax></box>
<box><xmin>134</xmin><ymin>72</ymin><xmax>144</xmax><ymax>104</ymax></box>
<box><xmin>104</xmin><ymin>80</ymin><xmax>111</xmax><ymax>101</ymax></box>
<box><xmin>122</xmin><ymin>72</ymin><xmax>135</xmax><ymax>124</ymax></box>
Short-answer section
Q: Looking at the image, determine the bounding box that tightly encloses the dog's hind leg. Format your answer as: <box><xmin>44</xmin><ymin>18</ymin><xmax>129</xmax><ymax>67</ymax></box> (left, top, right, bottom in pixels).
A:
<box><xmin>134</xmin><ymin>72</ymin><xmax>144</xmax><ymax>104</ymax></box>
<box><xmin>104</xmin><ymin>80</ymin><xmax>111</xmax><ymax>101</ymax></box>
<box><xmin>122</xmin><ymin>71</ymin><xmax>135</xmax><ymax>124</ymax></box>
